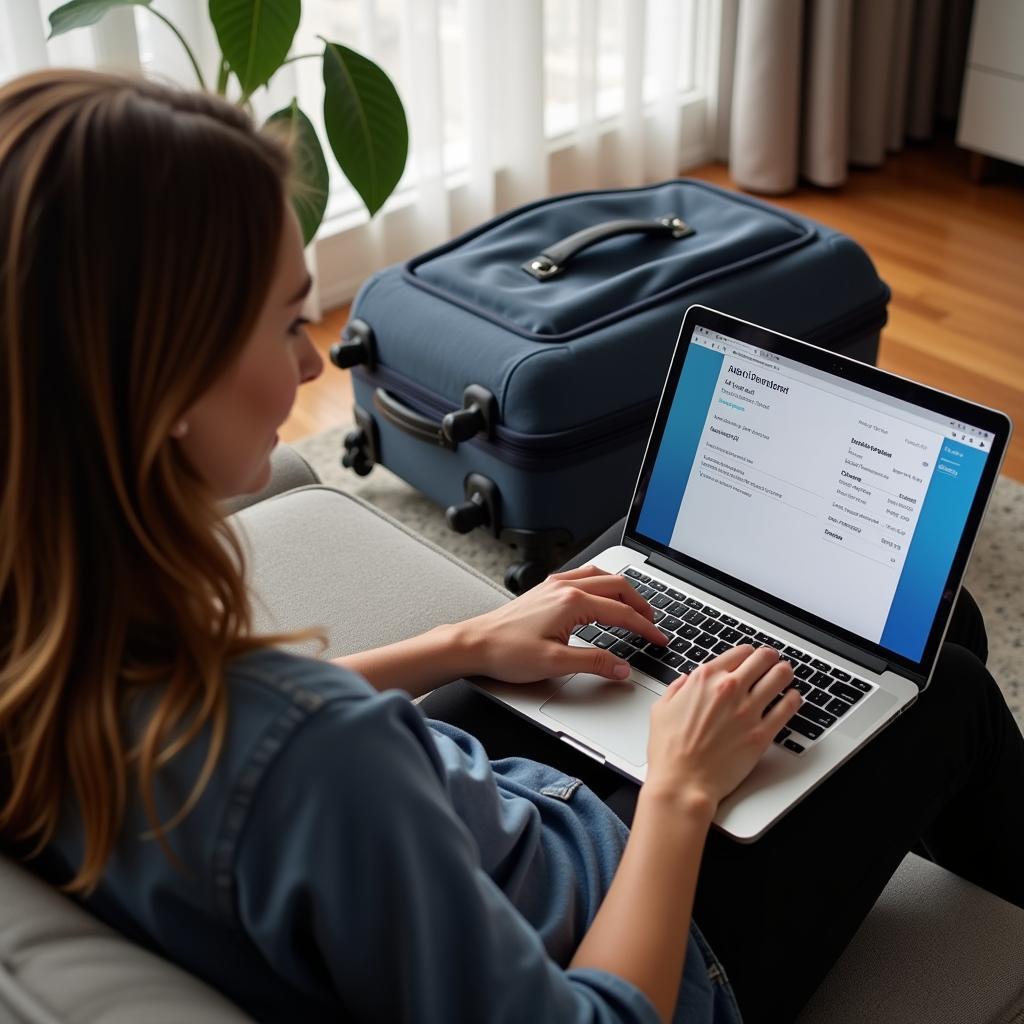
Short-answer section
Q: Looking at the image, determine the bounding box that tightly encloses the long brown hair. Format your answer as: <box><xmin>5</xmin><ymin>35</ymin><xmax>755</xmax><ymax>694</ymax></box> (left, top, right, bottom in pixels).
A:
<box><xmin>0</xmin><ymin>68</ymin><xmax>324</xmax><ymax>892</ymax></box>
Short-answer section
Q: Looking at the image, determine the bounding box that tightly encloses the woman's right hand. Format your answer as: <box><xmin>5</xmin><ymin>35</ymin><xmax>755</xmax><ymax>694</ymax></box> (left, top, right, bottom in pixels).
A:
<box><xmin>643</xmin><ymin>645</ymin><xmax>801</xmax><ymax>812</ymax></box>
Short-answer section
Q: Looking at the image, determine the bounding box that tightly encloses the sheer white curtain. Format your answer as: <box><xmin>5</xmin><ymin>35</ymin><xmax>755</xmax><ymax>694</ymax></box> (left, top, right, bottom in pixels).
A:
<box><xmin>0</xmin><ymin>0</ymin><xmax>721</xmax><ymax>313</ymax></box>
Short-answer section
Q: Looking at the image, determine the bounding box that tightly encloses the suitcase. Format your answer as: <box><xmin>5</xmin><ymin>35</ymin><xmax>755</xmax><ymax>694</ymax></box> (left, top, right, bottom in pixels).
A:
<box><xmin>331</xmin><ymin>179</ymin><xmax>890</xmax><ymax>593</ymax></box>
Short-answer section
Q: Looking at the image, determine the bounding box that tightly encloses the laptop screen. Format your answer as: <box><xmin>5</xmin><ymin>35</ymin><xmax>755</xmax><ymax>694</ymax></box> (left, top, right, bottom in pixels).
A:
<box><xmin>630</xmin><ymin>310</ymin><xmax>1006</xmax><ymax>670</ymax></box>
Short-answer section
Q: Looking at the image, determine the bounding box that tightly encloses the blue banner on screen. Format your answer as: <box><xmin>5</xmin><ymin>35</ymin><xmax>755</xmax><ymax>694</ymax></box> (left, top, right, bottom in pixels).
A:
<box><xmin>879</xmin><ymin>440</ymin><xmax>986</xmax><ymax>659</ymax></box>
<box><xmin>635</xmin><ymin>329</ymin><xmax>990</xmax><ymax>663</ymax></box>
<box><xmin>637</xmin><ymin>343</ymin><xmax>723</xmax><ymax>543</ymax></box>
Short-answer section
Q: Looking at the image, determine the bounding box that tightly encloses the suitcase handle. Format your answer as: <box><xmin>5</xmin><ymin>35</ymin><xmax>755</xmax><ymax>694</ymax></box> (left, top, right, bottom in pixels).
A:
<box><xmin>521</xmin><ymin>214</ymin><xmax>695</xmax><ymax>280</ymax></box>
<box><xmin>373</xmin><ymin>385</ymin><xmax>498</xmax><ymax>451</ymax></box>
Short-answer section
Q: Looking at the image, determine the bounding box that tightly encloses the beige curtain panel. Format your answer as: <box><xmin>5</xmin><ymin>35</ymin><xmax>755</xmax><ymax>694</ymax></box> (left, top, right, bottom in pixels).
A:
<box><xmin>724</xmin><ymin>0</ymin><xmax>975</xmax><ymax>194</ymax></box>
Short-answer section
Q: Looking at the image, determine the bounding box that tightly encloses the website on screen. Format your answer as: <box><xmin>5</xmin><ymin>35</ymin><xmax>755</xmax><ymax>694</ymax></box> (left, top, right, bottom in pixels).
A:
<box><xmin>637</xmin><ymin>327</ymin><xmax>991</xmax><ymax>661</ymax></box>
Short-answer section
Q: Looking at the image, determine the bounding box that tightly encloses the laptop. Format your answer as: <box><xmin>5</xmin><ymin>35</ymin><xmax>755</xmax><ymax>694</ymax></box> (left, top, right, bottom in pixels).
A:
<box><xmin>476</xmin><ymin>304</ymin><xmax>1012</xmax><ymax>841</ymax></box>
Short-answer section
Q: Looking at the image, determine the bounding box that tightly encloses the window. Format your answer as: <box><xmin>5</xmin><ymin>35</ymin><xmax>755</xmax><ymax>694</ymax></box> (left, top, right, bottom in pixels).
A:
<box><xmin>1</xmin><ymin>0</ymin><xmax>721</xmax><ymax>308</ymax></box>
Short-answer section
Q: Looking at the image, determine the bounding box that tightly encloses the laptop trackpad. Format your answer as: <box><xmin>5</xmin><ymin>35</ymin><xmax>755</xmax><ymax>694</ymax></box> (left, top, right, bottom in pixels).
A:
<box><xmin>540</xmin><ymin>674</ymin><xmax>657</xmax><ymax>767</ymax></box>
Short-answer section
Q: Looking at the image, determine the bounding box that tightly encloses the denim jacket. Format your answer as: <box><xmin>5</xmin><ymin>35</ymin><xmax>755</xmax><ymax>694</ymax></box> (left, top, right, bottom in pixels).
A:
<box><xmin>45</xmin><ymin>649</ymin><xmax>744</xmax><ymax>1024</ymax></box>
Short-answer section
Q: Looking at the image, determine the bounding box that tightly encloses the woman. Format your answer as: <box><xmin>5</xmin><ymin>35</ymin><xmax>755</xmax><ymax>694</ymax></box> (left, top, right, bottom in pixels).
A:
<box><xmin>1</xmin><ymin>69</ymin><xmax>1021</xmax><ymax>1024</ymax></box>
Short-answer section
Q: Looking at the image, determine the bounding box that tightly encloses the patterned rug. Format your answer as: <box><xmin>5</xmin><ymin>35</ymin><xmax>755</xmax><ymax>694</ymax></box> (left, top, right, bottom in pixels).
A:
<box><xmin>295</xmin><ymin>425</ymin><xmax>1024</xmax><ymax>732</ymax></box>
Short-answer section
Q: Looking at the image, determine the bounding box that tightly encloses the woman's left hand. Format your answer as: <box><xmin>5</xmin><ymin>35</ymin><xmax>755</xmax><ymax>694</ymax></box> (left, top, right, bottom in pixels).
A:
<box><xmin>454</xmin><ymin>565</ymin><xmax>669</xmax><ymax>684</ymax></box>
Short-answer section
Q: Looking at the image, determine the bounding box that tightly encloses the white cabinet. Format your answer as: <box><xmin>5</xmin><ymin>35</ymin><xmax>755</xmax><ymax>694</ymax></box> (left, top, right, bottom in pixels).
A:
<box><xmin>956</xmin><ymin>0</ymin><xmax>1024</xmax><ymax>168</ymax></box>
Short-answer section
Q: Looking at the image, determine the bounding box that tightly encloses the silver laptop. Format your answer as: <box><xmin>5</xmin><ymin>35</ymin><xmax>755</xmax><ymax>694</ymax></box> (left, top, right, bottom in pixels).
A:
<box><xmin>476</xmin><ymin>304</ymin><xmax>1012</xmax><ymax>842</ymax></box>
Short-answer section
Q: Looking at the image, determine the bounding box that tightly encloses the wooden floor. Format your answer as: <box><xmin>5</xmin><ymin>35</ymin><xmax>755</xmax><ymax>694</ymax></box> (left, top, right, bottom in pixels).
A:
<box><xmin>289</xmin><ymin>136</ymin><xmax>1024</xmax><ymax>481</ymax></box>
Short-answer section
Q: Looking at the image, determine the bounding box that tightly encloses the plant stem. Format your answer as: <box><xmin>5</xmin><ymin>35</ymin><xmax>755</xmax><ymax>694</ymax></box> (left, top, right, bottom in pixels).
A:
<box><xmin>146</xmin><ymin>8</ymin><xmax>207</xmax><ymax>91</ymax></box>
<box><xmin>216</xmin><ymin>58</ymin><xmax>230</xmax><ymax>96</ymax></box>
<box><xmin>281</xmin><ymin>52</ymin><xmax>321</xmax><ymax>65</ymax></box>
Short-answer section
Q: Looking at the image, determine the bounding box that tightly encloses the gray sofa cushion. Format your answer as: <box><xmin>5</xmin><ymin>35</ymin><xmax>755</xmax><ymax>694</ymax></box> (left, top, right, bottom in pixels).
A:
<box><xmin>220</xmin><ymin>445</ymin><xmax>320</xmax><ymax>518</ymax></box>
<box><xmin>0</xmin><ymin>857</ymin><xmax>249</xmax><ymax>1023</ymax></box>
<box><xmin>233</xmin><ymin>484</ymin><xmax>508</xmax><ymax>659</ymax></box>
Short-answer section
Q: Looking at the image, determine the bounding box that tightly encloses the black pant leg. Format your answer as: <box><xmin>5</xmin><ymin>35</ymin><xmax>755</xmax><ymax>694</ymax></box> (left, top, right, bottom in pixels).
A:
<box><xmin>941</xmin><ymin>586</ymin><xmax>989</xmax><ymax>664</ymax></box>
<box><xmin>688</xmin><ymin>643</ymin><xmax>1024</xmax><ymax>1024</ymax></box>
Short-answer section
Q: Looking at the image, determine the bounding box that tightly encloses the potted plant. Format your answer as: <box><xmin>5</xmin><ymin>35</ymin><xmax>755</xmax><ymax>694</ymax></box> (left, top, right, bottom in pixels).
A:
<box><xmin>48</xmin><ymin>0</ymin><xmax>409</xmax><ymax>244</ymax></box>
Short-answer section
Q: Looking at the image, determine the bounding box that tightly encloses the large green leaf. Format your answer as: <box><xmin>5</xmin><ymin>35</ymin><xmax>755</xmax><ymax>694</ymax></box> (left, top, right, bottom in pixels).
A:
<box><xmin>321</xmin><ymin>40</ymin><xmax>408</xmax><ymax>218</ymax></box>
<box><xmin>48</xmin><ymin>0</ymin><xmax>151</xmax><ymax>38</ymax></box>
<box><xmin>266</xmin><ymin>101</ymin><xmax>329</xmax><ymax>245</ymax></box>
<box><xmin>209</xmin><ymin>0</ymin><xmax>300</xmax><ymax>99</ymax></box>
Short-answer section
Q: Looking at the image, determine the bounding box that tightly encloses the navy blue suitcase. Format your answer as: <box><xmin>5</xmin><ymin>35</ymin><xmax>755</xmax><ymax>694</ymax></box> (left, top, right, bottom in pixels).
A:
<box><xmin>332</xmin><ymin>179</ymin><xmax>889</xmax><ymax>592</ymax></box>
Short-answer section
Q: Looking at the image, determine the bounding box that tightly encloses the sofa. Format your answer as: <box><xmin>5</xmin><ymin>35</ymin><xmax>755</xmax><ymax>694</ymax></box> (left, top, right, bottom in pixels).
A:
<box><xmin>1</xmin><ymin>444</ymin><xmax>1022</xmax><ymax>1024</ymax></box>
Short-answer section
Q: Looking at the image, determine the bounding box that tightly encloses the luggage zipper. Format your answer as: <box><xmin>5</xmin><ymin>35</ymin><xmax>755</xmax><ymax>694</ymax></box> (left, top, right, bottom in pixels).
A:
<box><xmin>359</xmin><ymin>363</ymin><xmax>655</xmax><ymax>466</ymax></box>
<box><xmin>358</xmin><ymin>292</ymin><xmax>888</xmax><ymax>467</ymax></box>
<box><xmin>802</xmin><ymin>292</ymin><xmax>889</xmax><ymax>350</ymax></box>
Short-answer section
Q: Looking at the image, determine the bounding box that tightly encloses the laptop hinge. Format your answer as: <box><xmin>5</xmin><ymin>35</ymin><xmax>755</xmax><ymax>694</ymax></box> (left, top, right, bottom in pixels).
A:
<box><xmin>558</xmin><ymin>733</ymin><xmax>607</xmax><ymax>765</ymax></box>
<box><xmin>645</xmin><ymin>551</ymin><xmax>893</xmax><ymax>677</ymax></box>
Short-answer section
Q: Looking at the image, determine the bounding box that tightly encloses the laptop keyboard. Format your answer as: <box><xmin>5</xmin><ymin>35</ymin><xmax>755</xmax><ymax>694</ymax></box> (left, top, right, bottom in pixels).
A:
<box><xmin>571</xmin><ymin>566</ymin><xmax>876</xmax><ymax>756</ymax></box>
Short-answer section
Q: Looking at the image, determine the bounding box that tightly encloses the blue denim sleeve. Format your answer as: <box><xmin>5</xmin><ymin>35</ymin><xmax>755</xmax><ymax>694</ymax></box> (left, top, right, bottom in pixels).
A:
<box><xmin>232</xmin><ymin>688</ymin><xmax>662</xmax><ymax>1024</ymax></box>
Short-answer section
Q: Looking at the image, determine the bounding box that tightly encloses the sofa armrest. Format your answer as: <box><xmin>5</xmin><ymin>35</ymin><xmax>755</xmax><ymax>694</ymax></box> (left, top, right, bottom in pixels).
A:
<box><xmin>230</xmin><ymin>484</ymin><xmax>508</xmax><ymax>659</ymax></box>
<box><xmin>220</xmin><ymin>444</ymin><xmax>320</xmax><ymax>518</ymax></box>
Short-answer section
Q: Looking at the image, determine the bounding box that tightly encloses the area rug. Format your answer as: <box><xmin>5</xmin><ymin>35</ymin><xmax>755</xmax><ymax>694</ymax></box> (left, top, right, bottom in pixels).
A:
<box><xmin>294</xmin><ymin>425</ymin><xmax>1024</xmax><ymax>731</ymax></box>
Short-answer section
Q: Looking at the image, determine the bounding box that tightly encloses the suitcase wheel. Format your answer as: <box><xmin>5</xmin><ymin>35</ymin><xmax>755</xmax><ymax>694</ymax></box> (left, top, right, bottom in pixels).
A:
<box><xmin>342</xmin><ymin>428</ymin><xmax>374</xmax><ymax>476</ymax></box>
<box><xmin>501</xmin><ymin>525</ymin><xmax>576</xmax><ymax>595</ymax></box>
<box><xmin>341</xmin><ymin>405</ymin><xmax>379</xmax><ymax>477</ymax></box>
<box><xmin>504</xmin><ymin>560</ymin><xmax>548</xmax><ymax>595</ymax></box>
<box><xmin>330</xmin><ymin>318</ymin><xmax>377</xmax><ymax>371</ymax></box>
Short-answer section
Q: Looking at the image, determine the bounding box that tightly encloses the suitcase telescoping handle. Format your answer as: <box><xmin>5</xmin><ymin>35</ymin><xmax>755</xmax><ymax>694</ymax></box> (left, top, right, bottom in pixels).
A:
<box><xmin>372</xmin><ymin>384</ymin><xmax>498</xmax><ymax>451</ymax></box>
<box><xmin>521</xmin><ymin>213</ymin><xmax>695</xmax><ymax>281</ymax></box>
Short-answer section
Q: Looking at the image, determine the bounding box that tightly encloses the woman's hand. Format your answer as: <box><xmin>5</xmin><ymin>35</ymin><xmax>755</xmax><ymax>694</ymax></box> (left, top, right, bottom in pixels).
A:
<box><xmin>643</xmin><ymin>644</ymin><xmax>801</xmax><ymax>813</ymax></box>
<box><xmin>455</xmin><ymin>565</ymin><xmax>669</xmax><ymax>683</ymax></box>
